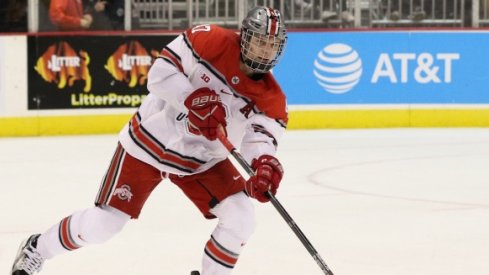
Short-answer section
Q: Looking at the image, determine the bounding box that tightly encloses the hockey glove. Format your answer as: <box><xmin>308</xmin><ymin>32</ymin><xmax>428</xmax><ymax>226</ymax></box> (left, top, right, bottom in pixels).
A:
<box><xmin>245</xmin><ymin>155</ymin><xmax>284</xmax><ymax>203</ymax></box>
<box><xmin>184</xmin><ymin>87</ymin><xmax>227</xmax><ymax>141</ymax></box>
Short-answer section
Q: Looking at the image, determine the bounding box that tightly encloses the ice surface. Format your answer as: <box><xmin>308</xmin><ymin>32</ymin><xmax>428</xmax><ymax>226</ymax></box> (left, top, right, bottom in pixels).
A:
<box><xmin>1</xmin><ymin>129</ymin><xmax>489</xmax><ymax>274</ymax></box>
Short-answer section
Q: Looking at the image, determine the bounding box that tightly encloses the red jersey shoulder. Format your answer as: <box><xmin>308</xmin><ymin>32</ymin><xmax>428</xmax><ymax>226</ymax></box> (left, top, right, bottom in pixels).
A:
<box><xmin>246</xmin><ymin>75</ymin><xmax>288</xmax><ymax>125</ymax></box>
<box><xmin>184</xmin><ymin>25</ymin><xmax>239</xmax><ymax>60</ymax></box>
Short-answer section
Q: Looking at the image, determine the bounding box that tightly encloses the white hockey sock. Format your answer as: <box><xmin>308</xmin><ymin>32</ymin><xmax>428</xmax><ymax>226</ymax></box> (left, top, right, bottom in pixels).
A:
<box><xmin>202</xmin><ymin>192</ymin><xmax>255</xmax><ymax>275</ymax></box>
<box><xmin>202</xmin><ymin>235</ymin><xmax>239</xmax><ymax>275</ymax></box>
<box><xmin>36</xmin><ymin>206</ymin><xmax>130</xmax><ymax>259</ymax></box>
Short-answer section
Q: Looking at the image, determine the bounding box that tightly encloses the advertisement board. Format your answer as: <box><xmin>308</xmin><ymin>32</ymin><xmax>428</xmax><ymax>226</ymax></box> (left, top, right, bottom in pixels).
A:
<box><xmin>2</xmin><ymin>30</ymin><xmax>487</xmax><ymax>137</ymax></box>
<box><xmin>274</xmin><ymin>31</ymin><xmax>489</xmax><ymax>105</ymax></box>
<box><xmin>27</xmin><ymin>34</ymin><xmax>177</xmax><ymax>110</ymax></box>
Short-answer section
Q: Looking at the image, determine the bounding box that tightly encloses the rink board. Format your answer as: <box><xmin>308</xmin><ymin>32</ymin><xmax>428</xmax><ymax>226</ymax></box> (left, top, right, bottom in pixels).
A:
<box><xmin>2</xmin><ymin>108</ymin><xmax>489</xmax><ymax>136</ymax></box>
<box><xmin>2</xmin><ymin>31</ymin><xmax>489</xmax><ymax>136</ymax></box>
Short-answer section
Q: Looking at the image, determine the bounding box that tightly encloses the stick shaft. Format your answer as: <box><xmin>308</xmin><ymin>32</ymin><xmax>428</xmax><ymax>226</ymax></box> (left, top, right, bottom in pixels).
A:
<box><xmin>266</xmin><ymin>191</ymin><xmax>334</xmax><ymax>275</ymax></box>
<box><xmin>217</xmin><ymin>130</ymin><xmax>334</xmax><ymax>275</ymax></box>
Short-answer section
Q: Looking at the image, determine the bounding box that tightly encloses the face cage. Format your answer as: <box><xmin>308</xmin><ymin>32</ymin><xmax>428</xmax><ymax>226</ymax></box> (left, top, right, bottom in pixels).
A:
<box><xmin>240</xmin><ymin>28</ymin><xmax>286</xmax><ymax>74</ymax></box>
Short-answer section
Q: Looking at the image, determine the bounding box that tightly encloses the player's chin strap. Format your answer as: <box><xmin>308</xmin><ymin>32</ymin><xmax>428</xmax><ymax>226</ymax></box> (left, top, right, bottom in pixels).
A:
<box><xmin>216</xmin><ymin>125</ymin><xmax>335</xmax><ymax>275</ymax></box>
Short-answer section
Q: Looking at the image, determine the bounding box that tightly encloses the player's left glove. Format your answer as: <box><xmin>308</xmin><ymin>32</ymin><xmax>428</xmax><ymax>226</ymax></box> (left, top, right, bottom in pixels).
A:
<box><xmin>245</xmin><ymin>155</ymin><xmax>284</xmax><ymax>203</ymax></box>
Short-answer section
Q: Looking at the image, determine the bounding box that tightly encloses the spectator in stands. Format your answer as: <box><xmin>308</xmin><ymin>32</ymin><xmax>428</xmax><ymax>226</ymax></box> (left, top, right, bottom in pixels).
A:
<box><xmin>270</xmin><ymin>0</ymin><xmax>349</xmax><ymax>23</ymax></box>
<box><xmin>337</xmin><ymin>0</ymin><xmax>354</xmax><ymax>23</ymax></box>
<box><xmin>49</xmin><ymin>0</ymin><xmax>93</xmax><ymax>31</ymax></box>
<box><xmin>384</xmin><ymin>0</ymin><xmax>472</xmax><ymax>27</ymax></box>
<box><xmin>387</xmin><ymin>0</ymin><xmax>426</xmax><ymax>21</ymax></box>
<box><xmin>321</xmin><ymin>0</ymin><xmax>354</xmax><ymax>24</ymax></box>
<box><xmin>87</xmin><ymin>0</ymin><xmax>125</xmax><ymax>30</ymax></box>
<box><xmin>295</xmin><ymin>0</ymin><xmax>313</xmax><ymax>13</ymax></box>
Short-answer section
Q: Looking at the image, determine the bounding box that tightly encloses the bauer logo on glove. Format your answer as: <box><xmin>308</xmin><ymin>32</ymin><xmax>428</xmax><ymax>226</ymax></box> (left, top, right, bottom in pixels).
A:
<box><xmin>184</xmin><ymin>87</ymin><xmax>227</xmax><ymax>141</ymax></box>
<box><xmin>189</xmin><ymin>94</ymin><xmax>222</xmax><ymax>108</ymax></box>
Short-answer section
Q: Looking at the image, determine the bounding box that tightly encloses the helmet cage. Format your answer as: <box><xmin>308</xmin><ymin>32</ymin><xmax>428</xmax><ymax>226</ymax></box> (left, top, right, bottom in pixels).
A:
<box><xmin>240</xmin><ymin>7</ymin><xmax>287</xmax><ymax>73</ymax></box>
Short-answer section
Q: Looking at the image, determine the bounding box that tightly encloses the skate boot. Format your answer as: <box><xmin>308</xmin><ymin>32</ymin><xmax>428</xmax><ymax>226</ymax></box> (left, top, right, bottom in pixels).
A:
<box><xmin>11</xmin><ymin>234</ymin><xmax>45</xmax><ymax>275</ymax></box>
<box><xmin>190</xmin><ymin>271</ymin><xmax>200</xmax><ymax>275</ymax></box>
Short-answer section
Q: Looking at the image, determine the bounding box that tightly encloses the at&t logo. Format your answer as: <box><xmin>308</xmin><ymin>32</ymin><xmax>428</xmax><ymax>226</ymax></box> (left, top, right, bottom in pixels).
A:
<box><xmin>313</xmin><ymin>43</ymin><xmax>363</xmax><ymax>94</ymax></box>
<box><xmin>313</xmin><ymin>42</ymin><xmax>461</xmax><ymax>94</ymax></box>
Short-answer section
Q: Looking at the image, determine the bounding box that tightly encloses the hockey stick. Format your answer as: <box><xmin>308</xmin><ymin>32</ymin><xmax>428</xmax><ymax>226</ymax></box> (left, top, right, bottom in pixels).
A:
<box><xmin>216</xmin><ymin>127</ymin><xmax>334</xmax><ymax>275</ymax></box>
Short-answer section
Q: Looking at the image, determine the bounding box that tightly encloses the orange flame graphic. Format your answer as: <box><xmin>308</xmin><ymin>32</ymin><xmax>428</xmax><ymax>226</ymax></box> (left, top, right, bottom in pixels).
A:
<box><xmin>105</xmin><ymin>41</ymin><xmax>157</xmax><ymax>88</ymax></box>
<box><xmin>34</xmin><ymin>42</ymin><xmax>92</xmax><ymax>92</ymax></box>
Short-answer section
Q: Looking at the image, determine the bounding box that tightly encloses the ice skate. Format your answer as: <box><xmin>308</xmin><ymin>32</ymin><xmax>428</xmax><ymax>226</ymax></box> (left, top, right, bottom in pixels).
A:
<box><xmin>11</xmin><ymin>234</ymin><xmax>44</xmax><ymax>275</ymax></box>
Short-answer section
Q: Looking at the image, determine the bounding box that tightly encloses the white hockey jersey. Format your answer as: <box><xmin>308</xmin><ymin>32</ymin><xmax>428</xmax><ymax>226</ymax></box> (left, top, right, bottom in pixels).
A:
<box><xmin>118</xmin><ymin>24</ymin><xmax>288</xmax><ymax>175</ymax></box>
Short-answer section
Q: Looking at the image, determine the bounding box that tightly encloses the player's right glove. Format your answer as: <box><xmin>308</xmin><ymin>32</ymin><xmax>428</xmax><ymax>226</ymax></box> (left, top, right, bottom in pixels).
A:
<box><xmin>245</xmin><ymin>155</ymin><xmax>284</xmax><ymax>203</ymax></box>
<box><xmin>184</xmin><ymin>87</ymin><xmax>227</xmax><ymax>141</ymax></box>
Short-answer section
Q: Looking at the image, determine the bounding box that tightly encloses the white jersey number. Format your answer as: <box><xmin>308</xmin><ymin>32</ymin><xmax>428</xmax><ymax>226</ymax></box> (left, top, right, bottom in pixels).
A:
<box><xmin>191</xmin><ymin>24</ymin><xmax>211</xmax><ymax>33</ymax></box>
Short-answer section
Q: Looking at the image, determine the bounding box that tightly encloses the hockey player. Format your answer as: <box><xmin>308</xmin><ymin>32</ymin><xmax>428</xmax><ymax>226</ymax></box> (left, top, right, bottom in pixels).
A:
<box><xmin>12</xmin><ymin>6</ymin><xmax>287</xmax><ymax>275</ymax></box>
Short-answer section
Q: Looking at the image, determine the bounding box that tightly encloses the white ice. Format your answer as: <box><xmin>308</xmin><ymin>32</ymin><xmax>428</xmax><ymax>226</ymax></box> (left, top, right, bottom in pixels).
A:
<box><xmin>1</xmin><ymin>128</ymin><xmax>489</xmax><ymax>275</ymax></box>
